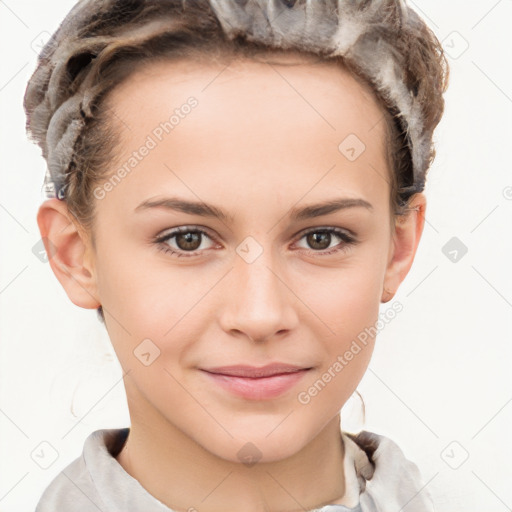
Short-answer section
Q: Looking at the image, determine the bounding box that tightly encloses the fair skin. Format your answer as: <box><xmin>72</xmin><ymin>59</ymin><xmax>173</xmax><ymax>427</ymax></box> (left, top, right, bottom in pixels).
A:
<box><xmin>37</xmin><ymin>52</ymin><xmax>425</xmax><ymax>511</ymax></box>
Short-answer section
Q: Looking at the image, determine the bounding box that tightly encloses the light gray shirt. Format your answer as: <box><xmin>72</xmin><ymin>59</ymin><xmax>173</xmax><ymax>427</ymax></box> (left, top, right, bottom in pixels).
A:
<box><xmin>35</xmin><ymin>427</ymin><xmax>435</xmax><ymax>511</ymax></box>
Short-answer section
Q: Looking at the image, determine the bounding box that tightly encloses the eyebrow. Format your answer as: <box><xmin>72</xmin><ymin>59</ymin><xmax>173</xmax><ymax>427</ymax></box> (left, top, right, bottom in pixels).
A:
<box><xmin>134</xmin><ymin>196</ymin><xmax>373</xmax><ymax>222</ymax></box>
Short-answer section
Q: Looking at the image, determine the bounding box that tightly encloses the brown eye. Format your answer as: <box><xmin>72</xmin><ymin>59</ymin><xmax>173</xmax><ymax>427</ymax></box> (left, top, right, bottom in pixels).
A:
<box><xmin>155</xmin><ymin>226</ymin><xmax>216</xmax><ymax>258</ymax></box>
<box><xmin>295</xmin><ymin>227</ymin><xmax>357</xmax><ymax>256</ymax></box>
<box><xmin>305</xmin><ymin>231</ymin><xmax>332</xmax><ymax>250</ymax></box>
<box><xmin>175</xmin><ymin>231</ymin><xmax>202</xmax><ymax>251</ymax></box>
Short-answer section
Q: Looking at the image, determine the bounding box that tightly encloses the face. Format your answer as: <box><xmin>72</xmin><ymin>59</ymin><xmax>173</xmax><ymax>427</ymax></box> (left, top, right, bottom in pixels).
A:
<box><xmin>71</xmin><ymin>53</ymin><xmax>400</xmax><ymax>462</ymax></box>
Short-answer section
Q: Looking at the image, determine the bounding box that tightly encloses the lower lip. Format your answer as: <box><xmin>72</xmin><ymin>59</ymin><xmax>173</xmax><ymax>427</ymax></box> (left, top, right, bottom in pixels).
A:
<box><xmin>200</xmin><ymin>369</ymin><xmax>310</xmax><ymax>400</ymax></box>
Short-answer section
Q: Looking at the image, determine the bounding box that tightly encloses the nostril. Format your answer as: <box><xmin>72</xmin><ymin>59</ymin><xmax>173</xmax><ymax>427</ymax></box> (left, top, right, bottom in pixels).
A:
<box><xmin>280</xmin><ymin>0</ymin><xmax>297</xmax><ymax>7</ymax></box>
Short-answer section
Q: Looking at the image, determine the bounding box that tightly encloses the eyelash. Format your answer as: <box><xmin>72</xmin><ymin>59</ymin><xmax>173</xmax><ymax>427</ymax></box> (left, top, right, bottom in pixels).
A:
<box><xmin>154</xmin><ymin>225</ymin><xmax>358</xmax><ymax>259</ymax></box>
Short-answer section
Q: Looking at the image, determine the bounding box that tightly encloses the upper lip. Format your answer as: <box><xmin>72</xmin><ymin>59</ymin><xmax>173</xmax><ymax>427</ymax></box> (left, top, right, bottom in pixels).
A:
<box><xmin>200</xmin><ymin>363</ymin><xmax>311</xmax><ymax>378</ymax></box>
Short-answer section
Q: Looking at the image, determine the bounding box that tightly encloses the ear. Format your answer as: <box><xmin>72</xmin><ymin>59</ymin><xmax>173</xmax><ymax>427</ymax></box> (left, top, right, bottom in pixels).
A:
<box><xmin>381</xmin><ymin>193</ymin><xmax>427</xmax><ymax>303</ymax></box>
<box><xmin>36</xmin><ymin>198</ymin><xmax>100</xmax><ymax>309</ymax></box>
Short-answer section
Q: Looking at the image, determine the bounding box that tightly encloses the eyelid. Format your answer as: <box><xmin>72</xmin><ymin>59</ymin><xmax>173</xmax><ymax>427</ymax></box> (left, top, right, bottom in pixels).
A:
<box><xmin>155</xmin><ymin>224</ymin><xmax>217</xmax><ymax>241</ymax></box>
<box><xmin>292</xmin><ymin>224</ymin><xmax>356</xmax><ymax>242</ymax></box>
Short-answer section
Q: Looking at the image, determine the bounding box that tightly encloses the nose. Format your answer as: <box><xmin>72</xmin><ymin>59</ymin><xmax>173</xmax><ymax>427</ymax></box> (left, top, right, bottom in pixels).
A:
<box><xmin>218</xmin><ymin>245</ymin><xmax>298</xmax><ymax>343</ymax></box>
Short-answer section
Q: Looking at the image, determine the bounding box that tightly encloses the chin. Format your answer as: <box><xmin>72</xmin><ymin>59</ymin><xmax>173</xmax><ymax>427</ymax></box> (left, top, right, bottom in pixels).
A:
<box><xmin>198</xmin><ymin>422</ymin><xmax>311</xmax><ymax>465</ymax></box>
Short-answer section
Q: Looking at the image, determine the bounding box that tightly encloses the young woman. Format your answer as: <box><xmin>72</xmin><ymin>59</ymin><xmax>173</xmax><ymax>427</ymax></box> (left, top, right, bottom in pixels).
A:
<box><xmin>24</xmin><ymin>0</ymin><xmax>449</xmax><ymax>510</ymax></box>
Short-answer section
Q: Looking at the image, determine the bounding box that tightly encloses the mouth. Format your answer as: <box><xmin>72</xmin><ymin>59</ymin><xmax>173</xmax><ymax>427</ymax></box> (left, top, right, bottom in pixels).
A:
<box><xmin>199</xmin><ymin>363</ymin><xmax>313</xmax><ymax>400</ymax></box>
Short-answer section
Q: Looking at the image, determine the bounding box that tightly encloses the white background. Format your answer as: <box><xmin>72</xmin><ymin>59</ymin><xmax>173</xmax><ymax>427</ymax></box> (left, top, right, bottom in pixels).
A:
<box><xmin>1</xmin><ymin>1</ymin><xmax>511</xmax><ymax>511</ymax></box>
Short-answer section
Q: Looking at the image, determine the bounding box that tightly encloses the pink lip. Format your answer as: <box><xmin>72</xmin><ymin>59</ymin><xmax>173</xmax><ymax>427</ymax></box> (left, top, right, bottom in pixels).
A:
<box><xmin>200</xmin><ymin>363</ymin><xmax>312</xmax><ymax>400</ymax></box>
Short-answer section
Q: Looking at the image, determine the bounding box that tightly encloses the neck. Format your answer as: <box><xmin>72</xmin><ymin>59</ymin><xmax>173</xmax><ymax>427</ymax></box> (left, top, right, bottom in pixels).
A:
<box><xmin>115</xmin><ymin>385</ymin><xmax>349</xmax><ymax>512</ymax></box>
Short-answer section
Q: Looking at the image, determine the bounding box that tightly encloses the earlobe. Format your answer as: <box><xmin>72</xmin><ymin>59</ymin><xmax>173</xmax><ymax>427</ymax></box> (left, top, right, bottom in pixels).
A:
<box><xmin>37</xmin><ymin>198</ymin><xmax>100</xmax><ymax>310</ymax></box>
<box><xmin>381</xmin><ymin>193</ymin><xmax>427</xmax><ymax>303</ymax></box>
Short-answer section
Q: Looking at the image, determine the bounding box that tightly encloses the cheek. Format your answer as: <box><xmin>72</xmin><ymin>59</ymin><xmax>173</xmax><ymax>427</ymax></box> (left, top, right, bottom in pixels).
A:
<box><xmin>95</xmin><ymin>248</ymin><xmax>215</xmax><ymax>370</ymax></box>
<box><xmin>294</xmin><ymin>268</ymin><xmax>381</xmax><ymax>423</ymax></box>
<box><xmin>292</xmin><ymin>242</ymin><xmax>388</xmax><ymax>388</ymax></box>
<box><xmin>95</xmin><ymin>234</ymin><xmax>187</xmax><ymax>326</ymax></box>
<box><xmin>295</xmin><ymin>255</ymin><xmax>385</xmax><ymax>340</ymax></box>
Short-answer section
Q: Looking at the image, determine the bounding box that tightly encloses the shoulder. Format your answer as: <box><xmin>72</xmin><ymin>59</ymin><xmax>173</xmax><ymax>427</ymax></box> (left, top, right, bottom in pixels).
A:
<box><xmin>35</xmin><ymin>443</ymin><xmax>102</xmax><ymax>511</ymax></box>
<box><xmin>341</xmin><ymin>429</ymin><xmax>436</xmax><ymax>512</ymax></box>
<box><xmin>35</xmin><ymin>428</ymin><xmax>126</xmax><ymax>511</ymax></box>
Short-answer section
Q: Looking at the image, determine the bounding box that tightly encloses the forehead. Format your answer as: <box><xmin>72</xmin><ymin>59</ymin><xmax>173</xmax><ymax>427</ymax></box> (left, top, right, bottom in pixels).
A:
<box><xmin>99</xmin><ymin>53</ymin><xmax>390</xmax><ymax>211</ymax></box>
<box><xmin>107</xmin><ymin>51</ymin><xmax>384</xmax><ymax>122</ymax></box>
